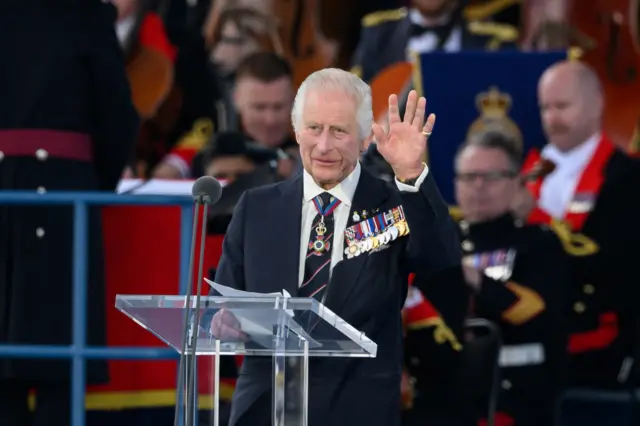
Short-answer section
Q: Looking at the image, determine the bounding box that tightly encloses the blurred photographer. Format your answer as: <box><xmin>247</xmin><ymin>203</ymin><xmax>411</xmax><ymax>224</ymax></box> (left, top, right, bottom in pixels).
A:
<box><xmin>197</xmin><ymin>131</ymin><xmax>286</xmax><ymax>233</ymax></box>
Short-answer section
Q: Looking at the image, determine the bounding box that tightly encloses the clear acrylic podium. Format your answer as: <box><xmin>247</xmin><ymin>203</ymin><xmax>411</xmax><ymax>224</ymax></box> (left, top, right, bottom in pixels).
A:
<box><xmin>115</xmin><ymin>294</ymin><xmax>377</xmax><ymax>425</ymax></box>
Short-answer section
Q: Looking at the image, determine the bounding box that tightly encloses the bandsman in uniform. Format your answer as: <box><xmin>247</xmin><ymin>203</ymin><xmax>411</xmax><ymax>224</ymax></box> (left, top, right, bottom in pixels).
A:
<box><xmin>350</xmin><ymin>0</ymin><xmax>520</xmax><ymax>83</ymax></box>
<box><xmin>0</xmin><ymin>1</ymin><xmax>138</xmax><ymax>425</ymax></box>
<box><xmin>401</xmin><ymin>271</ymin><xmax>471</xmax><ymax>426</ymax></box>
<box><xmin>454</xmin><ymin>130</ymin><xmax>571</xmax><ymax>425</ymax></box>
<box><xmin>513</xmin><ymin>60</ymin><xmax>640</xmax><ymax>389</ymax></box>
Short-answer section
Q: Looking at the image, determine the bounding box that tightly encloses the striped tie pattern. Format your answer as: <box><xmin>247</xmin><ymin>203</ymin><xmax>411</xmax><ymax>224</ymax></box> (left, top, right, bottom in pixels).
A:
<box><xmin>299</xmin><ymin>192</ymin><xmax>340</xmax><ymax>300</ymax></box>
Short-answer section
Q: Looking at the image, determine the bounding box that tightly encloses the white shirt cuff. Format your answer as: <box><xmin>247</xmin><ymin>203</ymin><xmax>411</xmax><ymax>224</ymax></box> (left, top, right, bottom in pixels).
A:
<box><xmin>395</xmin><ymin>164</ymin><xmax>429</xmax><ymax>192</ymax></box>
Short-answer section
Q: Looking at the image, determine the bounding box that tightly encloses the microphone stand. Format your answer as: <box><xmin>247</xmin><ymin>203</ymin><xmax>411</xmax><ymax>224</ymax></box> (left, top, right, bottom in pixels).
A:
<box><xmin>173</xmin><ymin>196</ymin><xmax>210</xmax><ymax>426</ymax></box>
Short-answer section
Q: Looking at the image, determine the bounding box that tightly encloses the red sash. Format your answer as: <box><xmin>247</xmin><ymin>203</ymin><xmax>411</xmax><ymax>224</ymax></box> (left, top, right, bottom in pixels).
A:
<box><xmin>523</xmin><ymin>136</ymin><xmax>619</xmax><ymax>354</ymax></box>
<box><xmin>403</xmin><ymin>274</ymin><xmax>440</xmax><ymax>327</ymax></box>
<box><xmin>523</xmin><ymin>135</ymin><xmax>615</xmax><ymax>231</ymax></box>
<box><xmin>563</xmin><ymin>138</ymin><xmax>615</xmax><ymax>230</ymax></box>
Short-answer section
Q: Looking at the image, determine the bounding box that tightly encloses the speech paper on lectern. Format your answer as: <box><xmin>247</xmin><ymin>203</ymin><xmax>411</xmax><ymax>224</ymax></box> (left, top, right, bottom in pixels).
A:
<box><xmin>205</xmin><ymin>279</ymin><xmax>320</xmax><ymax>348</ymax></box>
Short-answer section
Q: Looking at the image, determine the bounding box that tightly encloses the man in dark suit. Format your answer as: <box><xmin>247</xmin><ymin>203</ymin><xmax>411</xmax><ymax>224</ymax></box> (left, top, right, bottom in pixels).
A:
<box><xmin>0</xmin><ymin>2</ymin><xmax>138</xmax><ymax>425</ymax></box>
<box><xmin>211</xmin><ymin>70</ymin><xmax>462</xmax><ymax>425</ymax></box>
<box><xmin>350</xmin><ymin>0</ymin><xmax>519</xmax><ymax>83</ymax></box>
<box><xmin>513</xmin><ymin>60</ymin><xmax>640</xmax><ymax>389</ymax></box>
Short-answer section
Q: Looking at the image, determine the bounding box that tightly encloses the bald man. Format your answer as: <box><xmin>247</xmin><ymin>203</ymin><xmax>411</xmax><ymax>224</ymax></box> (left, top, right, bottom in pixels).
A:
<box><xmin>514</xmin><ymin>60</ymin><xmax>640</xmax><ymax>389</ymax></box>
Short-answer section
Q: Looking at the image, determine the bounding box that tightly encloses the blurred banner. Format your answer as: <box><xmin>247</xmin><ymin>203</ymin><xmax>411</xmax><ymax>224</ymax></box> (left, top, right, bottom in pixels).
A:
<box><xmin>414</xmin><ymin>50</ymin><xmax>567</xmax><ymax>203</ymax></box>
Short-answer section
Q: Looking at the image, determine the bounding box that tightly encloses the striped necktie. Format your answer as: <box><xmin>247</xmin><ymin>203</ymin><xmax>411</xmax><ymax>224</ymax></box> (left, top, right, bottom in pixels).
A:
<box><xmin>299</xmin><ymin>192</ymin><xmax>340</xmax><ymax>300</ymax></box>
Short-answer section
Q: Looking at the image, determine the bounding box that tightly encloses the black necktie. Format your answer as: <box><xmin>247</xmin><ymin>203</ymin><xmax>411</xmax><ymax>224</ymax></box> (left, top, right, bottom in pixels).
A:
<box><xmin>299</xmin><ymin>192</ymin><xmax>341</xmax><ymax>301</ymax></box>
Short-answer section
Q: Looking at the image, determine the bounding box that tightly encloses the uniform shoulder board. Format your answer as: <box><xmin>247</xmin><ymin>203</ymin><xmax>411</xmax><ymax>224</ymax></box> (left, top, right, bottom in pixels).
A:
<box><xmin>547</xmin><ymin>219</ymin><xmax>600</xmax><ymax>257</ymax></box>
<box><xmin>361</xmin><ymin>7</ymin><xmax>408</xmax><ymax>28</ymax></box>
<box><xmin>467</xmin><ymin>21</ymin><xmax>519</xmax><ymax>42</ymax></box>
<box><xmin>463</xmin><ymin>0</ymin><xmax>520</xmax><ymax>22</ymax></box>
<box><xmin>448</xmin><ymin>205</ymin><xmax>464</xmax><ymax>223</ymax></box>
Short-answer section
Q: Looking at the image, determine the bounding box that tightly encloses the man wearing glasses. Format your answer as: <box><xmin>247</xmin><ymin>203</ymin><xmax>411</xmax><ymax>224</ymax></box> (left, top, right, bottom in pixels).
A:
<box><xmin>452</xmin><ymin>130</ymin><xmax>570</xmax><ymax>426</ymax></box>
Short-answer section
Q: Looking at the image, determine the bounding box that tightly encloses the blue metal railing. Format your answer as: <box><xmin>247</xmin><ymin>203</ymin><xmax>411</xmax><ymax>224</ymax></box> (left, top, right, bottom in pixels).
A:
<box><xmin>0</xmin><ymin>191</ymin><xmax>195</xmax><ymax>426</ymax></box>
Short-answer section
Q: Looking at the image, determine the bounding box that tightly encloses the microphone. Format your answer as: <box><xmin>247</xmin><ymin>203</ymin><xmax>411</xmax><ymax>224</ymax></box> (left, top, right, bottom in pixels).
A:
<box><xmin>174</xmin><ymin>176</ymin><xmax>222</xmax><ymax>426</ymax></box>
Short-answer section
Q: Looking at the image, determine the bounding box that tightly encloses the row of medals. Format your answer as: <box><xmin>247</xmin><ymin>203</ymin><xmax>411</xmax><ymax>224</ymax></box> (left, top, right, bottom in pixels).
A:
<box><xmin>344</xmin><ymin>218</ymin><xmax>409</xmax><ymax>259</ymax></box>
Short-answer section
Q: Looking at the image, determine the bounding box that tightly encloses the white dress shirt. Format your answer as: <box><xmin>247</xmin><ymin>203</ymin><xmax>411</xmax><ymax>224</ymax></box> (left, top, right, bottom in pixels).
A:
<box><xmin>115</xmin><ymin>15</ymin><xmax>135</xmax><ymax>45</ymax></box>
<box><xmin>298</xmin><ymin>162</ymin><xmax>430</xmax><ymax>286</ymax></box>
<box><xmin>539</xmin><ymin>134</ymin><xmax>600</xmax><ymax>218</ymax></box>
<box><xmin>406</xmin><ymin>8</ymin><xmax>462</xmax><ymax>57</ymax></box>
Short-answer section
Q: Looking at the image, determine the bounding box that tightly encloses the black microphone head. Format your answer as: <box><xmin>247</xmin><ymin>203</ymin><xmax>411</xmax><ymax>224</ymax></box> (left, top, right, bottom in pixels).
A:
<box><xmin>191</xmin><ymin>176</ymin><xmax>222</xmax><ymax>205</ymax></box>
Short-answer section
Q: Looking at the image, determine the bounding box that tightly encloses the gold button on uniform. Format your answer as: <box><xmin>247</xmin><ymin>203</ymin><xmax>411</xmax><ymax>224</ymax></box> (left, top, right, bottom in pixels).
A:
<box><xmin>573</xmin><ymin>302</ymin><xmax>586</xmax><ymax>313</ymax></box>
<box><xmin>35</xmin><ymin>149</ymin><xmax>48</xmax><ymax>161</ymax></box>
<box><xmin>583</xmin><ymin>284</ymin><xmax>595</xmax><ymax>294</ymax></box>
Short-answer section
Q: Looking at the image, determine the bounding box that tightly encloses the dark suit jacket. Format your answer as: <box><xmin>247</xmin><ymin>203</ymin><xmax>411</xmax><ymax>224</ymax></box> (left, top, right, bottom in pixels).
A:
<box><xmin>215</xmin><ymin>166</ymin><xmax>462</xmax><ymax>426</ymax></box>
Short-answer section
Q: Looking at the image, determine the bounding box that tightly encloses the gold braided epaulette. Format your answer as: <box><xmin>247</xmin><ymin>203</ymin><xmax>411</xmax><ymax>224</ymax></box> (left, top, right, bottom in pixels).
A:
<box><xmin>548</xmin><ymin>219</ymin><xmax>599</xmax><ymax>256</ymax></box>
<box><xmin>463</xmin><ymin>0</ymin><xmax>521</xmax><ymax>22</ymax></box>
<box><xmin>449</xmin><ymin>206</ymin><xmax>464</xmax><ymax>223</ymax></box>
<box><xmin>362</xmin><ymin>7</ymin><xmax>408</xmax><ymax>28</ymax></box>
<box><xmin>467</xmin><ymin>21</ymin><xmax>519</xmax><ymax>42</ymax></box>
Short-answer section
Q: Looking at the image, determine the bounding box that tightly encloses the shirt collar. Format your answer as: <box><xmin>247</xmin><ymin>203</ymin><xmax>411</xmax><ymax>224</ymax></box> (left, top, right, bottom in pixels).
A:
<box><xmin>542</xmin><ymin>133</ymin><xmax>600</xmax><ymax>173</ymax></box>
<box><xmin>303</xmin><ymin>162</ymin><xmax>361</xmax><ymax>207</ymax></box>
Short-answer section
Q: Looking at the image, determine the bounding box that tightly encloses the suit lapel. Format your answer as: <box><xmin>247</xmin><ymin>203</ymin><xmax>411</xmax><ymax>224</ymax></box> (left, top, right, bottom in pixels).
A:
<box><xmin>276</xmin><ymin>174</ymin><xmax>303</xmax><ymax>297</ymax></box>
<box><xmin>325</xmin><ymin>169</ymin><xmax>391</xmax><ymax>314</ymax></box>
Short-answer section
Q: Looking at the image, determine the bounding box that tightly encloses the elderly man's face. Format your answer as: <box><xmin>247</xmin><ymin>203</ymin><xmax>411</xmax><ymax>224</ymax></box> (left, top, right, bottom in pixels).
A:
<box><xmin>295</xmin><ymin>89</ymin><xmax>364</xmax><ymax>189</ymax></box>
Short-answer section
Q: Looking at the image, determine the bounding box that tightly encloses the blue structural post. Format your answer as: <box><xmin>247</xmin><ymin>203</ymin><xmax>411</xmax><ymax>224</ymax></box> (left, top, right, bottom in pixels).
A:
<box><xmin>176</xmin><ymin>204</ymin><xmax>194</xmax><ymax>425</ymax></box>
<box><xmin>0</xmin><ymin>191</ymin><xmax>196</xmax><ymax>426</ymax></box>
<box><xmin>71</xmin><ymin>200</ymin><xmax>88</xmax><ymax>426</ymax></box>
<box><xmin>179</xmin><ymin>204</ymin><xmax>193</xmax><ymax>295</ymax></box>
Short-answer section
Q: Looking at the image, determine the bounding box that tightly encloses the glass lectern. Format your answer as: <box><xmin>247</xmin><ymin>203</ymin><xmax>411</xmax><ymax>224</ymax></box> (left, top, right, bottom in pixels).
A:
<box><xmin>115</xmin><ymin>294</ymin><xmax>377</xmax><ymax>425</ymax></box>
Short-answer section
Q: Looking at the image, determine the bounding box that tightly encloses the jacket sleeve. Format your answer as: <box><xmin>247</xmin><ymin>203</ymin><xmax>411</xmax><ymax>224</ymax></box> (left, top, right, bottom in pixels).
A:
<box><xmin>213</xmin><ymin>192</ymin><xmax>248</xmax><ymax>291</ymax></box>
<box><xmin>400</xmin><ymin>172</ymin><xmax>463</xmax><ymax>275</ymax></box>
<box><xmin>86</xmin><ymin>6</ymin><xmax>139</xmax><ymax>191</ymax></box>
<box><xmin>410</xmin><ymin>267</ymin><xmax>468</xmax><ymax>347</ymax></box>
<box><xmin>403</xmin><ymin>269</ymin><xmax>467</xmax><ymax>404</ymax></box>
<box><xmin>475</xmin><ymin>232</ymin><xmax>569</xmax><ymax>334</ymax></box>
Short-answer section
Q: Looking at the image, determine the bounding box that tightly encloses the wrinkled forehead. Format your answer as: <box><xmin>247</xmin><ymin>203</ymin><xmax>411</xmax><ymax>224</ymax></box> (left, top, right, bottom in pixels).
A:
<box><xmin>302</xmin><ymin>90</ymin><xmax>358</xmax><ymax>121</ymax></box>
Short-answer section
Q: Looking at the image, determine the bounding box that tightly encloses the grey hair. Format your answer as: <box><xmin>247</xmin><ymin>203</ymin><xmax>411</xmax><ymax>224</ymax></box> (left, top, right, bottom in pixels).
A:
<box><xmin>291</xmin><ymin>68</ymin><xmax>373</xmax><ymax>140</ymax></box>
<box><xmin>455</xmin><ymin>129</ymin><xmax>522</xmax><ymax>173</ymax></box>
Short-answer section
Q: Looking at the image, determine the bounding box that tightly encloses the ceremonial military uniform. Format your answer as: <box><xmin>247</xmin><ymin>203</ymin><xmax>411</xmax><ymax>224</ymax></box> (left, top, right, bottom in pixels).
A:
<box><xmin>350</xmin><ymin>6</ymin><xmax>519</xmax><ymax>83</ymax></box>
<box><xmin>523</xmin><ymin>135</ymin><xmax>640</xmax><ymax>388</ymax></box>
<box><xmin>0</xmin><ymin>2</ymin><xmax>138</xmax><ymax>425</ymax></box>
<box><xmin>460</xmin><ymin>213</ymin><xmax>570</xmax><ymax>426</ymax></box>
<box><xmin>402</xmin><ymin>269</ymin><xmax>472</xmax><ymax>426</ymax></box>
